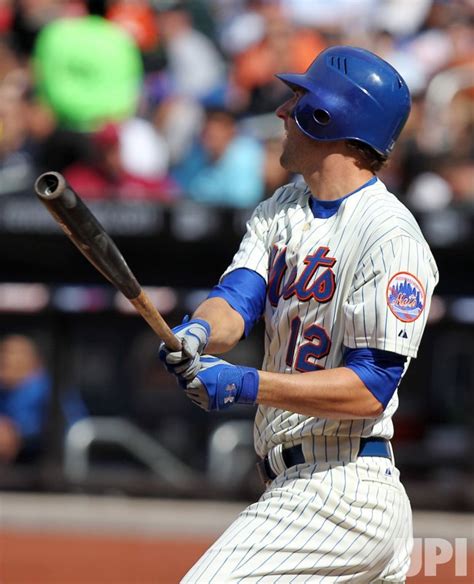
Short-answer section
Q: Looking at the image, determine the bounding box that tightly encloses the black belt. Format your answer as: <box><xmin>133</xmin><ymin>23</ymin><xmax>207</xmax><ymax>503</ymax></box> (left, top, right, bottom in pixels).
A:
<box><xmin>257</xmin><ymin>437</ymin><xmax>391</xmax><ymax>484</ymax></box>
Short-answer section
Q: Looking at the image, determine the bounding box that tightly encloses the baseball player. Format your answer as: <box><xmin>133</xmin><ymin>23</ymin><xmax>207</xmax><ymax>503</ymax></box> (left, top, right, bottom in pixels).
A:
<box><xmin>160</xmin><ymin>46</ymin><xmax>438</xmax><ymax>583</ymax></box>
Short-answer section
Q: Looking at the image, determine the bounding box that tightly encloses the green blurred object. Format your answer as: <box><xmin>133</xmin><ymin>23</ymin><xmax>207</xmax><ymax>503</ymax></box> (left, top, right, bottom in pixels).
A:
<box><xmin>34</xmin><ymin>15</ymin><xmax>143</xmax><ymax>131</ymax></box>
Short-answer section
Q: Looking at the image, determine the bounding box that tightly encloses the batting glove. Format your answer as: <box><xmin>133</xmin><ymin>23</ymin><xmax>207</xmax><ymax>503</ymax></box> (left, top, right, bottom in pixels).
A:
<box><xmin>185</xmin><ymin>356</ymin><xmax>259</xmax><ymax>411</ymax></box>
<box><xmin>159</xmin><ymin>316</ymin><xmax>211</xmax><ymax>381</ymax></box>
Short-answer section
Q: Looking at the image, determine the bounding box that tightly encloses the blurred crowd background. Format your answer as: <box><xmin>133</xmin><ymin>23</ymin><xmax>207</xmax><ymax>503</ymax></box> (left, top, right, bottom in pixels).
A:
<box><xmin>0</xmin><ymin>0</ymin><xmax>473</xmax><ymax>509</ymax></box>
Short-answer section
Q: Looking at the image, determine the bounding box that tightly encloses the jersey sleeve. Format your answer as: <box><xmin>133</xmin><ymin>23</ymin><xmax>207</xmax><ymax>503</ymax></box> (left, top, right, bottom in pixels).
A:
<box><xmin>221</xmin><ymin>192</ymin><xmax>280</xmax><ymax>282</ymax></box>
<box><xmin>343</xmin><ymin>235</ymin><xmax>439</xmax><ymax>358</ymax></box>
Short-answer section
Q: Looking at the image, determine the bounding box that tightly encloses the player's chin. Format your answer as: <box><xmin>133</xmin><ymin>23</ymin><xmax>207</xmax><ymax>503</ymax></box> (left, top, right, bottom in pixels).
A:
<box><xmin>279</xmin><ymin>150</ymin><xmax>296</xmax><ymax>173</ymax></box>
<box><xmin>279</xmin><ymin>145</ymin><xmax>289</xmax><ymax>167</ymax></box>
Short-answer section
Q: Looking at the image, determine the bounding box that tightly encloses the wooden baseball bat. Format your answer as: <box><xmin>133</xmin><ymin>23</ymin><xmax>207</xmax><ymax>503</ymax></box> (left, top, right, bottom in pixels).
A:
<box><xmin>34</xmin><ymin>171</ymin><xmax>181</xmax><ymax>351</ymax></box>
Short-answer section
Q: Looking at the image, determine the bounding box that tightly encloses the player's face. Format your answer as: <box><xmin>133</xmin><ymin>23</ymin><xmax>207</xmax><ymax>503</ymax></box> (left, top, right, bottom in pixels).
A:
<box><xmin>276</xmin><ymin>89</ymin><xmax>316</xmax><ymax>173</ymax></box>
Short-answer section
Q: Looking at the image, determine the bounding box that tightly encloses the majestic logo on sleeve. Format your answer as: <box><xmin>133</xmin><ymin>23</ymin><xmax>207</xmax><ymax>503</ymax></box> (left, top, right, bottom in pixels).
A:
<box><xmin>387</xmin><ymin>272</ymin><xmax>425</xmax><ymax>322</ymax></box>
<box><xmin>268</xmin><ymin>245</ymin><xmax>336</xmax><ymax>307</ymax></box>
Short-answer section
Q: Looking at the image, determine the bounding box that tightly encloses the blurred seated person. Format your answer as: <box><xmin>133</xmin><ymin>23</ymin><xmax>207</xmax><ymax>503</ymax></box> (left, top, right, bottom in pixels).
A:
<box><xmin>156</xmin><ymin>2</ymin><xmax>226</xmax><ymax>105</ymax></box>
<box><xmin>0</xmin><ymin>335</ymin><xmax>50</xmax><ymax>464</ymax></box>
<box><xmin>0</xmin><ymin>49</ymin><xmax>36</xmax><ymax>197</ymax></box>
<box><xmin>23</xmin><ymin>91</ymin><xmax>92</xmax><ymax>177</ymax></box>
<box><xmin>63</xmin><ymin>120</ymin><xmax>179</xmax><ymax>202</ymax></box>
<box><xmin>172</xmin><ymin>108</ymin><xmax>264</xmax><ymax>208</ymax></box>
<box><xmin>231</xmin><ymin>7</ymin><xmax>326</xmax><ymax>114</ymax></box>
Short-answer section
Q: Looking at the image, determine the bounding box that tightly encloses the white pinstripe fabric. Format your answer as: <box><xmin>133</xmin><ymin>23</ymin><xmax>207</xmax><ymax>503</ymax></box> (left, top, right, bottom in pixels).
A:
<box><xmin>220</xmin><ymin>179</ymin><xmax>438</xmax><ymax>460</ymax></box>
<box><xmin>187</xmin><ymin>179</ymin><xmax>436</xmax><ymax>582</ymax></box>
<box><xmin>181</xmin><ymin>458</ymin><xmax>412</xmax><ymax>583</ymax></box>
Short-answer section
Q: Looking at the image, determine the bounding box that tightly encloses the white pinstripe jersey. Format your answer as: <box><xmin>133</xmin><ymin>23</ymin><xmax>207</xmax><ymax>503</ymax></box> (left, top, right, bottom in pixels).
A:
<box><xmin>222</xmin><ymin>178</ymin><xmax>439</xmax><ymax>458</ymax></box>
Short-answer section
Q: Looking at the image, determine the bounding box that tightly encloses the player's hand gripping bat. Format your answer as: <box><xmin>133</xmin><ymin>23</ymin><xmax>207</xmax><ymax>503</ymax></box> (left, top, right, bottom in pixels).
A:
<box><xmin>34</xmin><ymin>171</ymin><xmax>181</xmax><ymax>352</ymax></box>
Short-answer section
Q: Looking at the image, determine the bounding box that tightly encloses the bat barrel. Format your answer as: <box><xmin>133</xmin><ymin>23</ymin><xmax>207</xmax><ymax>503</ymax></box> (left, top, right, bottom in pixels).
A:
<box><xmin>35</xmin><ymin>171</ymin><xmax>67</xmax><ymax>200</ymax></box>
<box><xmin>34</xmin><ymin>170</ymin><xmax>180</xmax><ymax>350</ymax></box>
<box><xmin>34</xmin><ymin>171</ymin><xmax>142</xmax><ymax>300</ymax></box>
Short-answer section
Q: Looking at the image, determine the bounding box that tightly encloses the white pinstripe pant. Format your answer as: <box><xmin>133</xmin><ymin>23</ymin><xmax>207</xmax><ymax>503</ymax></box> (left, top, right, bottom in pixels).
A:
<box><xmin>181</xmin><ymin>457</ymin><xmax>412</xmax><ymax>583</ymax></box>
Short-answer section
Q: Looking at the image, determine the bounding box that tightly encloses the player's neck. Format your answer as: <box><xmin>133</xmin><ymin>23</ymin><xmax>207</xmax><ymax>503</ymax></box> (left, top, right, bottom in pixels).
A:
<box><xmin>304</xmin><ymin>151</ymin><xmax>375</xmax><ymax>201</ymax></box>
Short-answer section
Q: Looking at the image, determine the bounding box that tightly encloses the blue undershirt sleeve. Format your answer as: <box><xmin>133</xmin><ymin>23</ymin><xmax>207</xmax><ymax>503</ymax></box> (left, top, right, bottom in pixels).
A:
<box><xmin>344</xmin><ymin>347</ymin><xmax>407</xmax><ymax>410</ymax></box>
<box><xmin>207</xmin><ymin>268</ymin><xmax>267</xmax><ymax>337</ymax></box>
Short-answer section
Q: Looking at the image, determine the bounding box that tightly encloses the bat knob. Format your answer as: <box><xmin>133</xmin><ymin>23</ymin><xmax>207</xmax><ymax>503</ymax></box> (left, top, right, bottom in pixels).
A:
<box><xmin>35</xmin><ymin>171</ymin><xmax>67</xmax><ymax>200</ymax></box>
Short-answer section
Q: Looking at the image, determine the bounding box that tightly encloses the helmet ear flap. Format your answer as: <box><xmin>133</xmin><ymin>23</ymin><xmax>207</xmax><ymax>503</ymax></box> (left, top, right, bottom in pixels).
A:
<box><xmin>292</xmin><ymin>91</ymin><xmax>338</xmax><ymax>141</ymax></box>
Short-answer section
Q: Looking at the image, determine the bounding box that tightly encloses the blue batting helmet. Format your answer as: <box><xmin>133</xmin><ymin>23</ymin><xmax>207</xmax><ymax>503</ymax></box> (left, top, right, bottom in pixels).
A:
<box><xmin>276</xmin><ymin>46</ymin><xmax>411</xmax><ymax>157</ymax></box>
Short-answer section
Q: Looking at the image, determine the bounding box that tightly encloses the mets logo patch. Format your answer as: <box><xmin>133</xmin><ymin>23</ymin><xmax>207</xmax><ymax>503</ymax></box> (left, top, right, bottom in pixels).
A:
<box><xmin>387</xmin><ymin>272</ymin><xmax>425</xmax><ymax>323</ymax></box>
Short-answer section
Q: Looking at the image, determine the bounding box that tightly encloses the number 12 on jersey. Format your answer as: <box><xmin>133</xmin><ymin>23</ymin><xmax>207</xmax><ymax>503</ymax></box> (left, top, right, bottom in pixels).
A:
<box><xmin>285</xmin><ymin>317</ymin><xmax>332</xmax><ymax>372</ymax></box>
